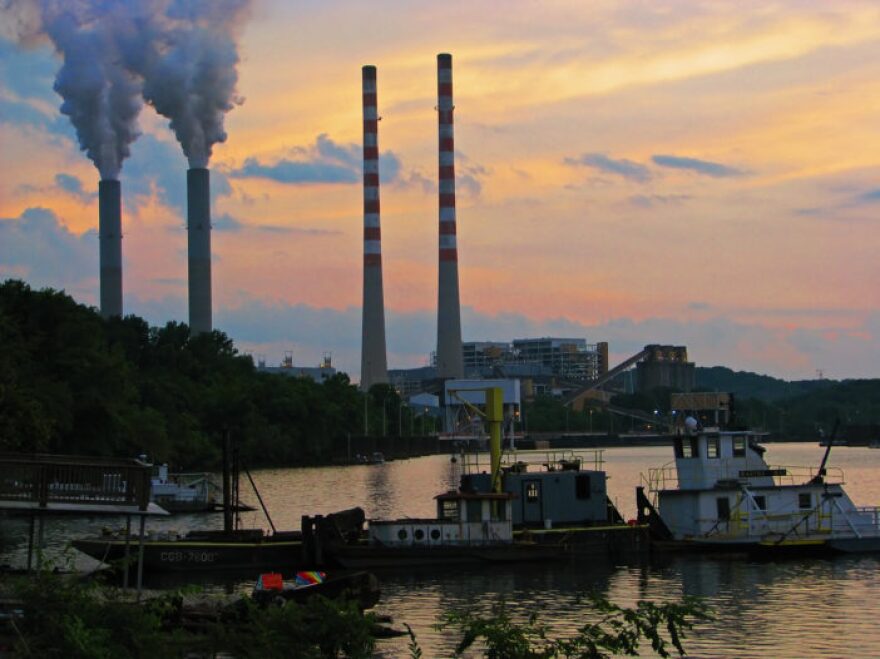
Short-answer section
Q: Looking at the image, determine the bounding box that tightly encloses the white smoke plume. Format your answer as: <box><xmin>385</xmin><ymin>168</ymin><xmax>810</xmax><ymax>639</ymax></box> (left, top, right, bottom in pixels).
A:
<box><xmin>136</xmin><ymin>0</ymin><xmax>250</xmax><ymax>169</ymax></box>
<box><xmin>2</xmin><ymin>1</ymin><xmax>145</xmax><ymax>180</ymax></box>
<box><xmin>2</xmin><ymin>0</ymin><xmax>250</xmax><ymax>175</ymax></box>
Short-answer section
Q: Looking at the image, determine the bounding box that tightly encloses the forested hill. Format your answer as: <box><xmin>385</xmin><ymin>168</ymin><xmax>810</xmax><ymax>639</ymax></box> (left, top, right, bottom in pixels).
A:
<box><xmin>694</xmin><ymin>367</ymin><xmax>879</xmax><ymax>438</ymax></box>
<box><xmin>0</xmin><ymin>280</ymin><xmax>384</xmax><ymax>469</ymax></box>
<box><xmin>695</xmin><ymin>366</ymin><xmax>837</xmax><ymax>402</ymax></box>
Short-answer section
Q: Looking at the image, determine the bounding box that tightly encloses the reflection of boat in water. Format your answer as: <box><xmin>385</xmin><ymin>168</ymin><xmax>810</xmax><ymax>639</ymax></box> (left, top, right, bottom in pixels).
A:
<box><xmin>354</xmin><ymin>452</ymin><xmax>385</xmax><ymax>464</ymax></box>
<box><xmin>637</xmin><ymin>421</ymin><xmax>880</xmax><ymax>556</ymax></box>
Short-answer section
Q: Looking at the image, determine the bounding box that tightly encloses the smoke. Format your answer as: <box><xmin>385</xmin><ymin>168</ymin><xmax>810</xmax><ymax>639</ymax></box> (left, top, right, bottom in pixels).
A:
<box><xmin>2</xmin><ymin>0</ymin><xmax>249</xmax><ymax>175</ymax></box>
<box><xmin>137</xmin><ymin>0</ymin><xmax>250</xmax><ymax>169</ymax></box>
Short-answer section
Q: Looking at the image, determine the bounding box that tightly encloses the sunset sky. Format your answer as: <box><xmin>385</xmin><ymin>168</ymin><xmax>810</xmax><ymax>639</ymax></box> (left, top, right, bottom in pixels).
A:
<box><xmin>1</xmin><ymin>1</ymin><xmax>879</xmax><ymax>381</ymax></box>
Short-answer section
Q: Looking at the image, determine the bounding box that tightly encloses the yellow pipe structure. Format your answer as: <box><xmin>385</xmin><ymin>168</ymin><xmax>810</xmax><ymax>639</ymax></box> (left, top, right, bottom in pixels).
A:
<box><xmin>486</xmin><ymin>387</ymin><xmax>504</xmax><ymax>493</ymax></box>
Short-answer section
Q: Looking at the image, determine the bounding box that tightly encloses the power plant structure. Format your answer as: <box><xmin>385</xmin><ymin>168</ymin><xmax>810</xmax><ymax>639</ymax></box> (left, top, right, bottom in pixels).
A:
<box><xmin>187</xmin><ymin>168</ymin><xmax>213</xmax><ymax>335</ymax></box>
<box><xmin>435</xmin><ymin>53</ymin><xmax>464</xmax><ymax>379</ymax></box>
<box><xmin>98</xmin><ymin>180</ymin><xmax>123</xmax><ymax>318</ymax></box>
<box><xmin>359</xmin><ymin>65</ymin><xmax>389</xmax><ymax>391</ymax></box>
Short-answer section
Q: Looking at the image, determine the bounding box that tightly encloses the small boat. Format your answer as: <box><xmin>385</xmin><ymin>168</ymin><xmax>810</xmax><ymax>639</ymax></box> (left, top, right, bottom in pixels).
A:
<box><xmin>251</xmin><ymin>570</ymin><xmax>380</xmax><ymax>609</ymax></box>
<box><xmin>637</xmin><ymin>419</ymin><xmax>880</xmax><ymax>556</ymax></box>
<box><xmin>150</xmin><ymin>464</ymin><xmax>220</xmax><ymax>513</ymax></box>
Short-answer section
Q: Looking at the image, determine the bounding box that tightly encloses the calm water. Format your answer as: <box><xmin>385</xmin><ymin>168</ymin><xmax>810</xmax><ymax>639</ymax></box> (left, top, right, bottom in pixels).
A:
<box><xmin>3</xmin><ymin>442</ymin><xmax>880</xmax><ymax>657</ymax></box>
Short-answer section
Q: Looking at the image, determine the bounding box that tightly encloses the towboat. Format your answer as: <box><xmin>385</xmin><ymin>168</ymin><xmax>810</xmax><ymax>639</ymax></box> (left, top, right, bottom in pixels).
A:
<box><xmin>636</xmin><ymin>423</ymin><xmax>880</xmax><ymax>556</ymax></box>
<box><xmin>310</xmin><ymin>387</ymin><xmax>564</xmax><ymax>568</ymax></box>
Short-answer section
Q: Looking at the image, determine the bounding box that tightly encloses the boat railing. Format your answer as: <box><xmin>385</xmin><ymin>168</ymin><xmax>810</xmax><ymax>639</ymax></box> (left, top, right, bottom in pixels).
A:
<box><xmin>641</xmin><ymin>464</ymin><xmax>677</xmax><ymax>493</ymax></box>
<box><xmin>766</xmin><ymin>464</ymin><xmax>844</xmax><ymax>486</ymax></box>
<box><xmin>703</xmin><ymin>499</ymin><xmax>880</xmax><ymax>540</ymax></box>
<box><xmin>855</xmin><ymin>507</ymin><xmax>880</xmax><ymax>532</ymax></box>
<box><xmin>641</xmin><ymin>463</ymin><xmax>845</xmax><ymax>492</ymax></box>
<box><xmin>461</xmin><ymin>448</ymin><xmax>605</xmax><ymax>475</ymax></box>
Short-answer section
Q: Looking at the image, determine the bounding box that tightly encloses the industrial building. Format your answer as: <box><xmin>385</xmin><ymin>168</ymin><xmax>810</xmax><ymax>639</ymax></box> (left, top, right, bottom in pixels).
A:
<box><xmin>257</xmin><ymin>352</ymin><xmax>337</xmax><ymax>383</ymax></box>
<box><xmin>635</xmin><ymin>345</ymin><xmax>695</xmax><ymax>393</ymax></box>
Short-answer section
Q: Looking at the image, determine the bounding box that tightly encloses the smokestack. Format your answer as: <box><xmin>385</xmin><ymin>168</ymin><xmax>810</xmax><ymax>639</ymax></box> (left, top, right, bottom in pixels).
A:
<box><xmin>98</xmin><ymin>180</ymin><xmax>123</xmax><ymax>318</ymax></box>
<box><xmin>360</xmin><ymin>65</ymin><xmax>389</xmax><ymax>390</ymax></box>
<box><xmin>436</xmin><ymin>53</ymin><xmax>464</xmax><ymax>379</ymax></box>
<box><xmin>187</xmin><ymin>168</ymin><xmax>212</xmax><ymax>334</ymax></box>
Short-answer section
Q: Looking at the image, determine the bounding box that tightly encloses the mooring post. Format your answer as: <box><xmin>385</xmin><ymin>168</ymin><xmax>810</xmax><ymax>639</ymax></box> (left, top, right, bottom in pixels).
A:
<box><xmin>136</xmin><ymin>516</ymin><xmax>146</xmax><ymax>599</ymax></box>
<box><xmin>123</xmin><ymin>514</ymin><xmax>132</xmax><ymax>589</ymax></box>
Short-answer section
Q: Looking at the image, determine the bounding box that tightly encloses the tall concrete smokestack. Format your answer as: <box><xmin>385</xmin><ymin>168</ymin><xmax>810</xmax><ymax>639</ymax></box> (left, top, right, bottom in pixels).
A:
<box><xmin>187</xmin><ymin>168</ymin><xmax>212</xmax><ymax>334</ymax></box>
<box><xmin>98</xmin><ymin>180</ymin><xmax>123</xmax><ymax>318</ymax></box>
<box><xmin>436</xmin><ymin>53</ymin><xmax>464</xmax><ymax>378</ymax></box>
<box><xmin>360</xmin><ymin>65</ymin><xmax>389</xmax><ymax>390</ymax></box>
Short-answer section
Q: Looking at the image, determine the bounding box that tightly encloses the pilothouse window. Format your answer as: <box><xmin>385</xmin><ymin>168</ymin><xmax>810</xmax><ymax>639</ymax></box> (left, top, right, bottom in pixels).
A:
<box><xmin>707</xmin><ymin>436</ymin><xmax>720</xmax><ymax>459</ymax></box>
<box><xmin>733</xmin><ymin>437</ymin><xmax>746</xmax><ymax>457</ymax></box>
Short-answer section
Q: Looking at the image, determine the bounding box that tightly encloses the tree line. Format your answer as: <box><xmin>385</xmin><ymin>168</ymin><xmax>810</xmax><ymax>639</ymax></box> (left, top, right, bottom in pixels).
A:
<box><xmin>0</xmin><ymin>280</ymin><xmax>417</xmax><ymax>469</ymax></box>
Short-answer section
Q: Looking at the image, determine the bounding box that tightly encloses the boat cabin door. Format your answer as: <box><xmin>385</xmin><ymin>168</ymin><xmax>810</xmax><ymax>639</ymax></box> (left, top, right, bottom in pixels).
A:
<box><xmin>522</xmin><ymin>479</ymin><xmax>543</xmax><ymax>525</ymax></box>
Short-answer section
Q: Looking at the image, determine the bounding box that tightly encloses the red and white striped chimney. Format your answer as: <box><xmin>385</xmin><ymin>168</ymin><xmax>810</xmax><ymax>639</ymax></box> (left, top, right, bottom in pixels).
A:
<box><xmin>359</xmin><ymin>64</ymin><xmax>388</xmax><ymax>390</ymax></box>
<box><xmin>436</xmin><ymin>53</ymin><xmax>464</xmax><ymax>378</ymax></box>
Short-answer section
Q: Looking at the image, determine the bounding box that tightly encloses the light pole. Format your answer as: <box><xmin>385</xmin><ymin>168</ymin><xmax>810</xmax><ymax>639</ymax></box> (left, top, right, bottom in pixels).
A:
<box><xmin>589</xmin><ymin>409</ymin><xmax>593</xmax><ymax>433</ymax></box>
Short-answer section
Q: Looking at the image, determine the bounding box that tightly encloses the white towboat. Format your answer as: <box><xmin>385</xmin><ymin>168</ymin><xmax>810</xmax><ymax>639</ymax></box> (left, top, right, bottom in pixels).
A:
<box><xmin>636</xmin><ymin>422</ymin><xmax>880</xmax><ymax>555</ymax></box>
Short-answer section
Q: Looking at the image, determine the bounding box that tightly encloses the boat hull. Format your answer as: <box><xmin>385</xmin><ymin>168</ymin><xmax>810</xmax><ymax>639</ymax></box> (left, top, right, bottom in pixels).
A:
<box><xmin>72</xmin><ymin>534</ymin><xmax>303</xmax><ymax>572</ymax></box>
<box><xmin>652</xmin><ymin>535</ymin><xmax>880</xmax><ymax>558</ymax></box>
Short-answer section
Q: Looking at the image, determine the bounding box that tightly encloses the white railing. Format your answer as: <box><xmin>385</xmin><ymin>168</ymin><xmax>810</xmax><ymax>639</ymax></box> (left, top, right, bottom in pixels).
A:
<box><xmin>640</xmin><ymin>463</ymin><xmax>845</xmax><ymax>493</ymax></box>
<box><xmin>462</xmin><ymin>448</ymin><xmax>605</xmax><ymax>475</ymax></box>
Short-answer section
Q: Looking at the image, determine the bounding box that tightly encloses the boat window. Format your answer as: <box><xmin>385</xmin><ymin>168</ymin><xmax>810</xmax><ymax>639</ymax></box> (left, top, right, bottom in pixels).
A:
<box><xmin>430</xmin><ymin>529</ymin><xmax>441</xmax><ymax>540</ymax></box>
<box><xmin>799</xmin><ymin>493</ymin><xmax>812</xmax><ymax>509</ymax></box>
<box><xmin>467</xmin><ymin>499</ymin><xmax>482</xmax><ymax>522</ymax></box>
<box><xmin>575</xmin><ymin>474</ymin><xmax>591</xmax><ymax>499</ymax></box>
<box><xmin>398</xmin><ymin>529</ymin><xmax>408</xmax><ymax>541</ymax></box>
<box><xmin>526</xmin><ymin>481</ymin><xmax>540</xmax><ymax>502</ymax></box>
<box><xmin>733</xmin><ymin>436</ymin><xmax>746</xmax><ymax>457</ymax></box>
<box><xmin>716</xmin><ymin>497</ymin><xmax>730</xmax><ymax>521</ymax></box>
<box><xmin>707</xmin><ymin>436</ymin><xmax>720</xmax><ymax>459</ymax></box>
<box><xmin>753</xmin><ymin>495</ymin><xmax>766</xmax><ymax>511</ymax></box>
<box><xmin>677</xmin><ymin>439</ymin><xmax>696</xmax><ymax>458</ymax></box>
<box><xmin>441</xmin><ymin>500</ymin><xmax>459</xmax><ymax>521</ymax></box>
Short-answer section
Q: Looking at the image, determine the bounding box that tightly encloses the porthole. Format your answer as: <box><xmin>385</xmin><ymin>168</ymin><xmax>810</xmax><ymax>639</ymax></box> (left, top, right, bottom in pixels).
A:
<box><xmin>430</xmin><ymin>529</ymin><xmax>441</xmax><ymax>540</ymax></box>
<box><xmin>397</xmin><ymin>529</ymin><xmax>408</xmax><ymax>540</ymax></box>
<box><xmin>414</xmin><ymin>529</ymin><xmax>425</xmax><ymax>540</ymax></box>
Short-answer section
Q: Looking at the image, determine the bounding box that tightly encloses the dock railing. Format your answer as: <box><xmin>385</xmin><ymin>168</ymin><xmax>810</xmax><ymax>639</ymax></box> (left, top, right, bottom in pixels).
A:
<box><xmin>0</xmin><ymin>453</ymin><xmax>152</xmax><ymax>511</ymax></box>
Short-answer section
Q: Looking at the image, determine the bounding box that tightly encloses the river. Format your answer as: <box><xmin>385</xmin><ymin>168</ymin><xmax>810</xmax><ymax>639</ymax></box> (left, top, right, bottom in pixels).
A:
<box><xmin>3</xmin><ymin>442</ymin><xmax>880</xmax><ymax>657</ymax></box>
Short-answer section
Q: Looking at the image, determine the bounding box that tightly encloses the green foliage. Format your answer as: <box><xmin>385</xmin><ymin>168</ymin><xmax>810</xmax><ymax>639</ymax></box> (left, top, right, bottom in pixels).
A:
<box><xmin>215</xmin><ymin>595</ymin><xmax>376</xmax><ymax>658</ymax></box>
<box><xmin>0</xmin><ymin>279</ymin><xmax>370</xmax><ymax>468</ymax></box>
<box><xmin>10</xmin><ymin>570</ymin><xmax>181</xmax><ymax>658</ymax></box>
<box><xmin>8</xmin><ymin>570</ymin><xmax>377</xmax><ymax>658</ymax></box>
<box><xmin>522</xmin><ymin>395</ymin><xmax>610</xmax><ymax>433</ymax></box>
<box><xmin>439</xmin><ymin>593</ymin><xmax>711</xmax><ymax>658</ymax></box>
